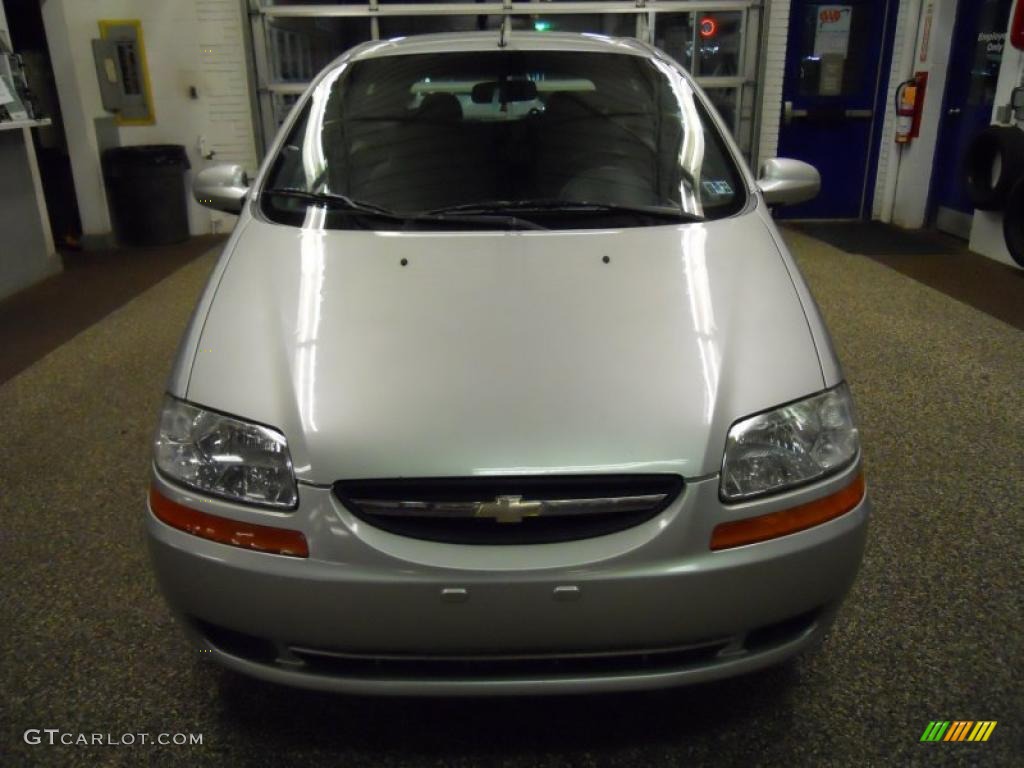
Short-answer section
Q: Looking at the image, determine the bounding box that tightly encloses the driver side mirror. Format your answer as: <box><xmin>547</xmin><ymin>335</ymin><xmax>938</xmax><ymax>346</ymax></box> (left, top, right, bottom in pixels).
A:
<box><xmin>757</xmin><ymin>158</ymin><xmax>821</xmax><ymax>207</ymax></box>
<box><xmin>193</xmin><ymin>163</ymin><xmax>250</xmax><ymax>214</ymax></box>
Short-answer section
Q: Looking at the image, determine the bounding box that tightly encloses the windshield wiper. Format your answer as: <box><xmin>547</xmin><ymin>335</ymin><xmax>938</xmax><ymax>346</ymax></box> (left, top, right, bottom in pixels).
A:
<box><xmin>425</xmin><ymin>198</ymin><xmax>705</xmax><ymax>224</ymax></box>
<box><xmin>262</xmin><ymin>188</ymin><xmax>400</xmax><ymax>218</ymax></box>
<box><xmin>262</xmin><ymin>188</ymin><xmax>547</xmax><ymax>230</ymax></box>
<box><xmin>413</xmin><ymin>211</ymin><xmax>547</xmax><ymax>231</ymax></box>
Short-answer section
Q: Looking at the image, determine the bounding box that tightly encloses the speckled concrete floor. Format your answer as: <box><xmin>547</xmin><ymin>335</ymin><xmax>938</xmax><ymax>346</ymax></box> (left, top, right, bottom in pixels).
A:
<box><xmin>1</xmin><ymin>231</ymin><xmax>1021</xmax><ymax>767</ymax></box>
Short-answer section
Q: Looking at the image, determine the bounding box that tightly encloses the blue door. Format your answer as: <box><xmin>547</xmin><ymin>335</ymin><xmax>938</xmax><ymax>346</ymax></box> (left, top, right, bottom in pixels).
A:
<box><xmin>776</xmin><ymin>1</ymin><xmax>898</xmax><ymax>218</ymax></box>
<box><xmin>930</xmin><ymin>0</ymin><xmax>1013</xmax><ymax>237</ymax></box>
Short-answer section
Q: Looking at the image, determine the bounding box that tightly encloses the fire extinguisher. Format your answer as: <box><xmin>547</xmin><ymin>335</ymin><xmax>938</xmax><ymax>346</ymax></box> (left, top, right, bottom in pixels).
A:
<box><xmin>895</xmin><ymin>80</ymin><xmax>917</xmax><ymax>143</ymax></box>
<box><xmin>1012</xmin><ymin>0</ymin><xmax>1024</xmax><ymax>50</ymax></box>
<box><xmin>895</xmin><ymin>72</ymin><xmax>928</xmax><ymax>144</ymax></box>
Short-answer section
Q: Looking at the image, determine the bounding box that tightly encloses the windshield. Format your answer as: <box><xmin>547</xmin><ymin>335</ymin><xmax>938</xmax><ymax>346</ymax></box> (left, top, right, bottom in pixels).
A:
<box><xmin>260</xmin><ymin>49</ymin><xmax>746</xmax><ymax>230</ymax></box>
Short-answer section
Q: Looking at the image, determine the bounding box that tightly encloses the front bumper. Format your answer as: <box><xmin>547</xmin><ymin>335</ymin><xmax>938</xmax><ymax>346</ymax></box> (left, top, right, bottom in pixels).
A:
<box><xmin>146</xmin><ymin>463</ymin><xmax>869</xmax><ymax>695</ymax></box>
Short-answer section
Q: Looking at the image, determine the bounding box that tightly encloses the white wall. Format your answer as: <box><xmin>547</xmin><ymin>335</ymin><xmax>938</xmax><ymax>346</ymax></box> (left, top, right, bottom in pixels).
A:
<box><xmin>41</xmin><ymin>0</ymin><xmax>111</xmax><ymax>240</ymax></box>
<box><xmin>968</xmin><ymin>12</ymin><xmax>1024</xmax><ymax>268</ymax></box>
<box><xmin>0</xmin><ymin>0</ymin><xmax>9</xmax><ymax>46</ymax></box>
<box><xmin>873</xmin><ymin>0</ymin><xmax>920</xmax><ymax>219</ymax></box>
<box><xmin>869</xmin><ymin>0</ymin><xmax>1024</xmax><ymax>269</ymax></box>
<box><xmin>873</xmin><ymin>0</ymin><xmax>958</xmax><ymax>228</ymax></box>
<box><xmin>41</xmin><ymin>0</ymin><xmax>258</xmax><ymax>241</ymax></box>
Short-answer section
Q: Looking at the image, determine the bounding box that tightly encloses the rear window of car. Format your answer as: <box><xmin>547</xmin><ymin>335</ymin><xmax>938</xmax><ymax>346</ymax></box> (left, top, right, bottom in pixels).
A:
<box><xmin>261</xmin><ymin>49</ymin><xmax>746</xmax><ymax>230</ymax></box>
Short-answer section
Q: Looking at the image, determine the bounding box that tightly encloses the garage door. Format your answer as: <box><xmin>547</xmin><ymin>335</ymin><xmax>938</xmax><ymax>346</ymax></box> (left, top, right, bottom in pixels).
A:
<box><xmin>245</xmin><ymin>0</ymin><xmax>765</xmax><ymax>161</ymax></box>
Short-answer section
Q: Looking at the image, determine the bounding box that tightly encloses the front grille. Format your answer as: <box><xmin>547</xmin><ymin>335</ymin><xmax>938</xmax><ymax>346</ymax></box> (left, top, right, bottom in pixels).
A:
<box><xmin>333</xmin><ymin>474</ymin><xmax>684</xmax><ymax>544</ymax></box>
<box><xmin>190</xmin><ymin>609</ymin><xmax>822</xmax><ymax>682</ymax></box>
<box><xmin>287</xmin><ymin>640</ymin><xmax>730</xmax><ymax>680</ymax></box>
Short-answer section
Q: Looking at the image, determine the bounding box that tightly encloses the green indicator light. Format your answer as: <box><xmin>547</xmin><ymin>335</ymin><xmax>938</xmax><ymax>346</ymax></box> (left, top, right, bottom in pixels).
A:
<box><xmin>534</xmin><ymin>20</ymin><xmax>552</xmax><ymax>32</ymax></box>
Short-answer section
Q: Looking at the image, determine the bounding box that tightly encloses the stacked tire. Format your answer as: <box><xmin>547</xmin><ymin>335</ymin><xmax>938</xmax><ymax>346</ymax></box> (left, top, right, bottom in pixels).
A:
<box><xmin>963</xmin><ymin>125</ymin><xmax>1024</xmax><ymax>266</ymax></box>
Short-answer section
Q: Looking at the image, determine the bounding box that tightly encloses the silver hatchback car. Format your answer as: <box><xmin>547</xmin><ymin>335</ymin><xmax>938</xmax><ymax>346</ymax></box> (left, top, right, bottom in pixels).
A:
<box><xmin>148</xmin><ymin>31</ymin><xmax>869</xmax><ymax>695</ymax></box>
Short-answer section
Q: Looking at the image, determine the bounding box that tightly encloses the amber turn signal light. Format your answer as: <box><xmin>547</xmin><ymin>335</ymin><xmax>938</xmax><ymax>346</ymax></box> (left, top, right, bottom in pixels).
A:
<box><xmin>149</xmin><ymin>485</ymin><xmax>309</xmax><ymax>558</ymax></box>
<box><xmin>711</xmin><ymin>472</ymin><xmax>865</xmax><ymax>551</ymax></box>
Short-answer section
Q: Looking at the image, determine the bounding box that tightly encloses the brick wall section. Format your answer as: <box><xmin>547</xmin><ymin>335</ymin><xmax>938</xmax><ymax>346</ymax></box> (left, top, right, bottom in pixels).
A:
<box><xmin>195</xmin><ymin>0</ymin><xmax>259</xmax><ymax>173</ymax></box>
<box><xmin>757</xmin><ymin>0</ymin><xmax>791</xmax><ymax>166</ymax></box>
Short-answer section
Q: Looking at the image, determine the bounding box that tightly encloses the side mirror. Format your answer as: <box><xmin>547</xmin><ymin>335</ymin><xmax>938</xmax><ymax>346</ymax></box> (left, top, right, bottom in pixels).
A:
<box><xmin>757</xmin><ymin>158</ymin><xmax>821</xmax><ymax>206</ymax></box>
<box><xmin>193</xmin><ymin>163</ymin><xmax>250</xmax><ymax>214</ymax></box>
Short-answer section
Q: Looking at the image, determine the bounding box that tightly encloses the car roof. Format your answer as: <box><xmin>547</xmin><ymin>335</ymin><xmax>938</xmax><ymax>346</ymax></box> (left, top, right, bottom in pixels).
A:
<box><xmin>348</xmin><ymin>31</ymin><xmax>655</xmax><ymax>61</ymax></box>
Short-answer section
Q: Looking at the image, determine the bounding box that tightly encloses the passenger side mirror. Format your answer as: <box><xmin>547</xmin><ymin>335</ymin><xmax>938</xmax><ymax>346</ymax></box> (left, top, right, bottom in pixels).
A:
<box><xmin>757</xmin><ymin>158</ymin><xmax>821</xmax><ymax>207</ymax></box>
<box><xmin>193</xmin><ymin>163</ymin><xmax>250</xmax><ymax>214</ymax></box>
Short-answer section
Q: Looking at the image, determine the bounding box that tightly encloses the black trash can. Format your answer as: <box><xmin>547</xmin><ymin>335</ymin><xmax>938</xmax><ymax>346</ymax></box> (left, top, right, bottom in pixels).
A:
<box><xmin>102</xmin><ymin>145</ymin><xmax>191</xmax><ymax>246</ymax></box>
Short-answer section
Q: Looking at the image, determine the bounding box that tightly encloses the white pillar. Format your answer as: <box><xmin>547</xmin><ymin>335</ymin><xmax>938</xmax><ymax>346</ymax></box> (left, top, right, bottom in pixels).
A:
<box><xmin>884</xmin><ymin>0</ymin><xmax>958</xmax><ymax>228</ymax></box>
<box><xmin>40</xmin><ymin>0</ymin><xmax>113</xmax><ymax>243</ymax></box>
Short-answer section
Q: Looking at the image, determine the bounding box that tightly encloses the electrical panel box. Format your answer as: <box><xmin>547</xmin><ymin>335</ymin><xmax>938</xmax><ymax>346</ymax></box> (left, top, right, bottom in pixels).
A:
<box><xmin>91</xmin><ymin>20</ymin><xmax>154</xmax><ymax>125</ymax></box>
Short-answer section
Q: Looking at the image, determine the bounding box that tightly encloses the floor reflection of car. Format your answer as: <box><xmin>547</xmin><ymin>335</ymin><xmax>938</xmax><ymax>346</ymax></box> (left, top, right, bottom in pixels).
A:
<box><xmin>147</xmin><ymin>31</ymin><xmax>870</xmax><ymax>695</ymax></box>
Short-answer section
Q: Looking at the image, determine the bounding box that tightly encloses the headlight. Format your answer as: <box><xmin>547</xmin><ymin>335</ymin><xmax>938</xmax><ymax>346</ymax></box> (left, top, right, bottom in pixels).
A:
<box><xmin>153</xmin><ymin>396</ymin><xmax>298</xmax><ymax>508</ymax></box>
<box><xmin>720</xmin><ymin>383</ymin><xmax>859</xmax><ymax>501</ymax></box>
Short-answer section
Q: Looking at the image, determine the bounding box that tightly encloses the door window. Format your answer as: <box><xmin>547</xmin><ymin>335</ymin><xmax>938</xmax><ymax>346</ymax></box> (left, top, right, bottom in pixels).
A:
<box><xmin>692</xmin><ymin>12</ymin><xmax>743</xmax><ymax>77</ymax></box>
<box><xmin>968</xmin><ymin>0</ymin><xmax>1012</xmax><ymax>105</ymax></box>
<box><xmin>654</xmin><ymin>11</ymin><xmax>743</xmax><ymax>77</ymax></box>
<box><xmin>797</xmin><ymin>5</ymin><xmax>871</xmax><ymax>98</ymax></box>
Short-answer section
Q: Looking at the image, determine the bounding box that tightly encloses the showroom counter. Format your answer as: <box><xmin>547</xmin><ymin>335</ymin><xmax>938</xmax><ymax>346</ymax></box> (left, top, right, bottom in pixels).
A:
<box><xmin>0</xmin><ymin>117</ymin><xmax>60</xmax><ymax>301</ymax></box>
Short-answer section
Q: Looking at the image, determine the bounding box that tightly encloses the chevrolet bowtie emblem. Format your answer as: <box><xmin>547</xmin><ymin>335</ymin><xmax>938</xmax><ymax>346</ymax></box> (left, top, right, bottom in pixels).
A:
<box><xmin>475</xmin><ymin>495</ymin><xmax>544</xmax><ymax>523</ymax></box>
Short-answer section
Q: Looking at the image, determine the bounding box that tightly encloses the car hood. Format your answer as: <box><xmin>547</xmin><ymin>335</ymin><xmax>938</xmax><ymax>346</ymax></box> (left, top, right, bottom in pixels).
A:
<box><xmin>186</xmin><ymin>213</ymin><xmax>824</xmax><ymax>483</ymax></box>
